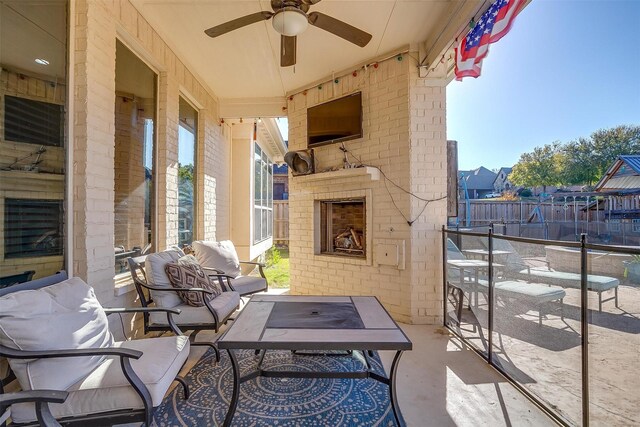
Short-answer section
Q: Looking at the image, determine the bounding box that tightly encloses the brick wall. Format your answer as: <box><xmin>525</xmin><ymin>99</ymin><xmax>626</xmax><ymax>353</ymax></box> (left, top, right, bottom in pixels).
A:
<box><xmin>287</xmin><ymin>56</ymin><xmax>447</xmax><ymax>324</ymax></box>
<box><xmin>72</xmin><ymin>0</ymin><xmax>231</xmax><ymax>321</ymax></box>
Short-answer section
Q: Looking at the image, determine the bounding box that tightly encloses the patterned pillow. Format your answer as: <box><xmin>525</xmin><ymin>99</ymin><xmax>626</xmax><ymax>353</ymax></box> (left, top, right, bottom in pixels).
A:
<box><xmin>164</xmin><ymin>255</ymin><xmax>222</xmax><ymax>306</ymax></box>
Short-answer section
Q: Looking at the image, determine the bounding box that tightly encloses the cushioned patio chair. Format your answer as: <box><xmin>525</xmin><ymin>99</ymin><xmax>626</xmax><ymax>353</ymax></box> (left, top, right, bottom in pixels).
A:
<box><xmin>128</xmin><ymin>248</ymin><xmax>240</xmax><ymax>362</ymax></box>
<box><xmin>487</xmin><ymin>238</ymin><xmax>619</xmax><ymax>311</ymax></box>
<box><xmin>446</xmin><ymin>239</ymin><xmax>565</xmax><ymax>325</ymax></box>
<box><xmin>192</xmin><ymin>240</ymin><xmax>268</xmax><ymax>297</ymax></box>
<box><xmin>0</xmin><ymin>271</ymin><xmax>190</xmax><ymax>426</ymax></box>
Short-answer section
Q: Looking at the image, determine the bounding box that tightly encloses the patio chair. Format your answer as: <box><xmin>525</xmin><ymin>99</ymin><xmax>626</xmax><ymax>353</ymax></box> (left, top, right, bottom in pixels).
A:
<box><xmin>446</xmin><ymin>239</ymin><xmax>565</xmax><ymax>325</ymax></box>
<box><xmin>0</xmin><ymin>271</ymin><xmax>190</xmax><ymax>426</ymax></box>
<box><xmin>487</xmin><ymin>238</ymin><xmax>619</xmax><ymax>311</ymax></box>
<box><xmin>128</xmin><ymin>249</ymin><xmax>240</xmax><ymax>362</ymax></box>
<box><xmin>191</xmin><ymin>240</ymin><xmax>268</xmax><ymax>297</ymax></box>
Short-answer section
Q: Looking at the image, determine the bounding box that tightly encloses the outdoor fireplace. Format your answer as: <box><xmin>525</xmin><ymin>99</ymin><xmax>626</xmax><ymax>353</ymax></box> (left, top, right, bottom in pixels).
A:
<box><xmin>319</xmin><ymin>198</ymin><xmax>366</xmax><ymax>258</ymax></box>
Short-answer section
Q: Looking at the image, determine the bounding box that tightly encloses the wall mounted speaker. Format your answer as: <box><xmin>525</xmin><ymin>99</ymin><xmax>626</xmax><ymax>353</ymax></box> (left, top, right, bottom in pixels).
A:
<box><xmin>284</xmin><ymin>149</ymin><xmax>315</xmax><ymax>176</ymax></box>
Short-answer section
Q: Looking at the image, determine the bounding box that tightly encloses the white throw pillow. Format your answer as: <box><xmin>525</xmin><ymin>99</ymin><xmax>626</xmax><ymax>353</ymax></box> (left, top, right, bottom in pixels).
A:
<box><xmin>145</xmin><ymin>249</ymin><xmax>185</xmax><ymax>308</ymax></box>
<box><xmin>0</xmin><ymin>277</ymin><xmax>114</xmax><ymax>391</ymax></box>
<box><xmin>192</xmin><ymin>240</ymin><xmax>242</xmax><ymax>278</ymax></box>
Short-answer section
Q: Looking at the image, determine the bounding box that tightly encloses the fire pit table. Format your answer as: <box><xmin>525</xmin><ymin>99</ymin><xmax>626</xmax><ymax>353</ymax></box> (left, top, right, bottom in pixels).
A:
<box><xmin>217</xmin><ymin>295</ymin><xmax>412</xmax><ymax>426</ymax></box>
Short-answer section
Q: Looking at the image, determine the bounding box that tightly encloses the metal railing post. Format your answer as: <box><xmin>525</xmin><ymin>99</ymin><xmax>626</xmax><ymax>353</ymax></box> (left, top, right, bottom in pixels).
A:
<box><xmin>580</xmin><ymin>233</ymin><xmax>590</xmax><ymax>427</ymax></box>
<box><xmin>442</xmin><ymin>225</ymin><xmax>447</xmax><ymax>326</ymax></box>
<box><xmin>488</xmin><ymin>228</ymin><xmax>494</xmax><ymax>364</ymax></box>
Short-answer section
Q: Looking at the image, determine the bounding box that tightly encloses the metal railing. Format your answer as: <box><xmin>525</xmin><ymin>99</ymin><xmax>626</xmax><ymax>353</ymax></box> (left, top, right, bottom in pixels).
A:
<box><xmin>442</xmin><ymin>226</ymin><xmax>640</xmax><ymax>426</ymax></box>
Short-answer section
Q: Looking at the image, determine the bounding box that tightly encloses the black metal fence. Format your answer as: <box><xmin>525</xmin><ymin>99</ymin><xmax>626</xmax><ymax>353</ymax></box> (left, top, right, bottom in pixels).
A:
<box><xmin>442</xmin><ymin>226</ymin><xmax>640</xmax><ymax>426</ymax></box>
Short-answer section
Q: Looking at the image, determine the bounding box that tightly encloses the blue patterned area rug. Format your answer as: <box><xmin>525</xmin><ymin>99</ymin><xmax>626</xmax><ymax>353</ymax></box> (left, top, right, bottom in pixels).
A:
<box><xmin>152</xmin><ymin>348</ymin><xmax>397</xmax><ymax>426</ymax></box>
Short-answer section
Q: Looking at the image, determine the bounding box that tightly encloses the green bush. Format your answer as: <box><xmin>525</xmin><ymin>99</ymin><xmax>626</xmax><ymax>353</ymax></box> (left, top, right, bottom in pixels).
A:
<box><xmin>266</xmin><ymin>247</ymin><xmax>281</xmax><ymax>267</ymax></box>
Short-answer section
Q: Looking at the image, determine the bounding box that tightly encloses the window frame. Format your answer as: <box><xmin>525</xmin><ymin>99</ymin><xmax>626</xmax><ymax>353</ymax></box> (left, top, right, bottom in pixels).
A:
<box><xmin>253</xmin><ymin>143</ymin><xmax>273</xmax><ymax>245</ymax></box>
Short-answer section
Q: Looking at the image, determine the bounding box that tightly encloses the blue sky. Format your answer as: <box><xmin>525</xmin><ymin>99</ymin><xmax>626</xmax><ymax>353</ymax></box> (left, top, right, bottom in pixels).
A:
<box><xmin>447</xmin><ymin>0</ymin><xmax>640</xmax><ymax>171</ymax></box>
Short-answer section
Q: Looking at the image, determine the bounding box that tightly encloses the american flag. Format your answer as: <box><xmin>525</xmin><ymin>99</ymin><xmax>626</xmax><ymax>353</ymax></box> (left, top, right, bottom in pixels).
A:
<box><xmin>455</xmin><ymin>0</ymin><xmax>527</xmax><ymax>80</ymax></box>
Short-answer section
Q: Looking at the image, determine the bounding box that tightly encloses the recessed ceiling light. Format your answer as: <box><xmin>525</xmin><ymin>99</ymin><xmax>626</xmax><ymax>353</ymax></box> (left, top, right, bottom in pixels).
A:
<box><xmin>35</xmin><ymin>58</ymin><xmax>49</xmax><ymax>65</ymax></box>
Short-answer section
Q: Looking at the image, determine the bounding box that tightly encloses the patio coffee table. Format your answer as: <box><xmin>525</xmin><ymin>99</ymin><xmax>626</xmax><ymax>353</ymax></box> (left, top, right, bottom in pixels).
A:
<box><xmin>217</xmin><ymin>295</ymin><xmax>412</xmax><ymax>427</ymax></box>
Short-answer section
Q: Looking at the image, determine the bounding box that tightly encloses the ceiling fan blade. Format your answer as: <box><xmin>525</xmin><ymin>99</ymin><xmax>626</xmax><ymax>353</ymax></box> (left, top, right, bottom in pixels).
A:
<box><xmin>281</xmin><ymin>35</ymin><xmax>297</xmax><ymax>67</ymax></box>
<box><xmin>301</xmin><ymin>0</ymin><xmax>322</xmax><ymax>5</ymax></box>
<box><xmin>204</xmin><ymin>11</ymin><xmax>273</xmax><ymax>38</ymax></box>
<box><xmin>307</xmin><ymin>12</ymin><xmax>372</xmax><ymax>47</ymax></box>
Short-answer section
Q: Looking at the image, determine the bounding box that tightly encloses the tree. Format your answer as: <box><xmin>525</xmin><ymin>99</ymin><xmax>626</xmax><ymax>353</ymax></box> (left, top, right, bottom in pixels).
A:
<box><xmin>590</xmin><ymin>125</ymin><xmax>640</xmax><ymax>175</ymax></box>
<box><xmin>510</xmin><ymin>142</ymin><xmax>563</xmax><ymax>192</ymax></box>
<box><xmin>560</xmin><ymin>137</ymin><xmax>599</xmax><ymax>185</ymax></box>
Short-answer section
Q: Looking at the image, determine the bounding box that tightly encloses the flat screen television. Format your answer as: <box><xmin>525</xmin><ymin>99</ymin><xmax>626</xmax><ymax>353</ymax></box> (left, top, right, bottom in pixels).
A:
<box><xmin>307</xmin><ymin>92</ymin><xmax>362</xmax><ymax>148</ymax></box>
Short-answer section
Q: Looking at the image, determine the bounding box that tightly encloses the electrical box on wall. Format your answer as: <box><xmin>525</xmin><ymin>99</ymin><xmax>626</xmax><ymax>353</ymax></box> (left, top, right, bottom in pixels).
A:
<box><xmin>374</xmin><ymin>240</ymin><xmax>405</xmax><ymax>269</ymax></box>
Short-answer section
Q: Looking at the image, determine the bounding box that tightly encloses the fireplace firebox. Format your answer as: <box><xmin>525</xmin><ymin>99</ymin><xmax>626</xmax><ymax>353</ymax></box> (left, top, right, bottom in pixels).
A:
<box><xmin>319</xmin><ymin>198</ymin><xmax>366</xmax><ymax>258</ymax></box>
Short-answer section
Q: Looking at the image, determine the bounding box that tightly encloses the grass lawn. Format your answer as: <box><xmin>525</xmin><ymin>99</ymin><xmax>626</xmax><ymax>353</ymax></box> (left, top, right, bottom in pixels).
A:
<box><xmin>264</xmin><ymin>247</ymin><xmax>290</xmax><ymax>289</ymax></box>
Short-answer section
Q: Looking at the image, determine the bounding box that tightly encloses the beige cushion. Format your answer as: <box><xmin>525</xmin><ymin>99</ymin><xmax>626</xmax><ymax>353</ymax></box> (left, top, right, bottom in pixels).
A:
<box><xmin>11</xmin><ymin>335</ymin><xmax>190</xmax><ymax>423</ymax></box>
<box><xmin>230</xmin><ymin>276</ymin><xmax>267</xmax><ymax>296</ymax></box>
<box><xmin>145</xmin><ymin>250</ymin><xmax>184</xmax><ymax>308</ymax></box>
<box><xmin>0</xmin><ymin>277</ymin><xmax>113</xmax><ymax>391</ymax></box>
<box><xmin>149</xmin><ymin>291</ymin><xmax>240</xmax><ymax>326</ymax></box>
<box><xmin>165</xmin><ymin>255</ymin><xmax>222</xmax><ymax>306</ymax></box>
<box><xmin>193</xmin><ymin>240</ymin><xmax>241</xmax><ymax>278</ymax></box>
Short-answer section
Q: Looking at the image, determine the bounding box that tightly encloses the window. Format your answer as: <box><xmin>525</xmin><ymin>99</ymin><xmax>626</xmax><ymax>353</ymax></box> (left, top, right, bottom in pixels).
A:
<box><xmin>4</xmin><ymin>96</ymin><xmax>64</xmax><ymax>146</ymax></box>
<box><xmin>114</xmin><ymin>40</ymin><xmax>156</xmax><ymax>274</ymax></box>
<box><xmin>274</xmin><ymin>182</ymin><xmax>286</xmax><ymax>200</ymax></box>
<box><xmin>4</xmin><ymin>199</ymin><xmax>64</xmax><ymax>258</ymax></box>
<box><xmin>178</xmin><ymin>97</ymin><xmax>197</xmax><ymax>247</ymax></box>
<box><xmin>253</xmin><ymin>144</ymin><xmax>273</xmax><ymax>244</ymax></box>
<box><xmin>632</xmin><ymin>219</ymin><xmax>640</xmax><ymax>233</ymax></box>
<box><xmin>608</xmin><ymin>219</ymin><xmax>621</xmax><ymax>232</ymax></box>
<box><xmin>1</xmin><ymin>0</ymin><xmax>68</xmax><ymax>280</ymax></box>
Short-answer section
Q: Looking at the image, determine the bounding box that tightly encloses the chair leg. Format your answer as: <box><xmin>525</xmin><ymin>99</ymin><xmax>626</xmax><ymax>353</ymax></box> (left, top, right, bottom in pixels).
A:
<box><xmin>174</xmin><ymin>375</ymin><xmax>190</xmax><ymax>400</ymax></box>
<box><xmin>599</xmin><ymin>291</ymin><xmax>603</xmax><ymax>312</ymax></box>
<box><xmin>456</xmin><ymin>288</ymin><xmax>464</xmax><ymax>324</ymax></box>
<box><xmin>615</xmin><ymin>286</ymin><xmax>619</xmax><ymax>308</ymax></box>
<box><xmin>191</xmin><ymin>341</ymin><xmax>221</xmax><ymax>363</ymax></box>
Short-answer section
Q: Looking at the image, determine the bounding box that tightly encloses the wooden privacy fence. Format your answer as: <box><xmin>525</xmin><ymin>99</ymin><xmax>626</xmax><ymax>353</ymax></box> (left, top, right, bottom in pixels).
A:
<box><xmin>273</xmin><ymin>201</ymin><xmax>289</xmax><ymax>245</ymax></box>
<box><xmin>458</xmin><ymin>200</ymin><xmax>600</xmax><ymax>225</ymax></box>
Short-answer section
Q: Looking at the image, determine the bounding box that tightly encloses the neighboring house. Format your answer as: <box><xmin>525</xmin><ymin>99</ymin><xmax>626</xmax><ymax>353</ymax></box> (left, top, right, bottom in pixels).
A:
<box><xmin>594</xmin><ymin>155</ymin><xmax>640</xmax><ymax>228</ymax></box>
<box><xmin>273</xmin><ymin>164</ymin><xmax>289</xmax><ymax>200</ymax></box>
<box><xmin>493</xmin><ymin>167</ymin><xmax>513</xmax><ymax>193</ymax></box>
<box><xmin>595</xmin><ymin>155</ymin><xmax>640</xmax><ymax>191</ymax></box>
<box><xmin>459</xmin><ymin>167</ymin><xmax>498</xmax><ymax>199</ymax></box>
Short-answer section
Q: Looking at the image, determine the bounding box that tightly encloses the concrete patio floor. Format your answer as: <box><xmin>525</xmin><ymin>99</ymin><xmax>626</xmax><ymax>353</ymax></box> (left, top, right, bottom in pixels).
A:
<box><xmin>183</xmin><ymin>318</ymin><xmax>553</xmax><ymax>426</ymax></box>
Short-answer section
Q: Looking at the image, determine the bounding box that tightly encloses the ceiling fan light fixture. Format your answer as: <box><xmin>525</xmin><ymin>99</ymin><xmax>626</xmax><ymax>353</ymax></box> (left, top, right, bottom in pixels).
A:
<box><xmin>272</xmin><ymin>7</ymin><xmax>308</xmax><ymax>37</ymax></box>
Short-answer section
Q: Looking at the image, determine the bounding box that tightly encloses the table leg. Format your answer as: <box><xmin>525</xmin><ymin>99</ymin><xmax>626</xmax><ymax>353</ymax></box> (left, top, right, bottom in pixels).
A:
<box><xmin>223</xmin><ymin>349</ymin><xmax>240</xmax><ymax>427</ymax></box>
<box><xmin>389</xmin><ymin>350</ymin><xmax>406</xmax><ymax>427</ymax></box>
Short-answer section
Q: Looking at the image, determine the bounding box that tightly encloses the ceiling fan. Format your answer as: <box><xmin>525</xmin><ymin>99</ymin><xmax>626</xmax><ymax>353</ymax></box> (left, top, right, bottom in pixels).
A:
<box><xmin>204</xmin><ymin>0</ymin><xmax>372</xmax><ymax>67</ymax></box>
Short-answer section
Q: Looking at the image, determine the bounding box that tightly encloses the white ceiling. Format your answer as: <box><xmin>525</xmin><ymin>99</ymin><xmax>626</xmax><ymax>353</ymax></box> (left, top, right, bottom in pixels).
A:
<box><xmin>0</xmin><ymin>0</ymin><xmax>67</xmax><ymax>79</ymax></box>
<box><xmin>131</xmin><ymin>0</ymin><xmax>460</xmax><ymax>100</ymax></box>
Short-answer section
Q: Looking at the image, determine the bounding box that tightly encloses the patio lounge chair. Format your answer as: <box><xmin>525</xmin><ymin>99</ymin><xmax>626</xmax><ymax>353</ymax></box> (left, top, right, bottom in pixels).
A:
<box><xmin>487</xmin><ymin>238</ymin><xmax>619</xmax><ymax>311</ymax></box>
<box><xmin>0</xmin><ymin>271</ymin><xmax>190</xmax><ymax>426</ymax></box>
<box><xmin>128</xmin><ymin>248</ymin><xmax>240</xmax><ymax>362</ymax></box>
<box><xmin>447</xmin><ymin>239</ymin><xmax>565</xmax><ymax>325</ymax></box>
<box><xmin>192</xmin><ymin>240</ymin><xmax>268</xmax><ymax>297</ymax></box>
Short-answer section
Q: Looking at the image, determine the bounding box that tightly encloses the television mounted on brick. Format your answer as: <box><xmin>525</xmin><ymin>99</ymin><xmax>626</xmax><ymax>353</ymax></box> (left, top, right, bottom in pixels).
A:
<box><xmin>307</xmin><ymin>92</ymin><xmax>362</xmax><ymax>148</ymax></box>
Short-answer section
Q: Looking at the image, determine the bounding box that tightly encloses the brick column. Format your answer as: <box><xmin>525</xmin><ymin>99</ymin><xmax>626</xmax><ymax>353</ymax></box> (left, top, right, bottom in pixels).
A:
<box><xmin>408</xmin><ymin>62</ymin><xmax>448</xmax><ymax>324</ymax></box>
<box><xmin>73</xmin><ymin>0</ymin><xmax>117</xmax><ymax>302</ymax></box>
